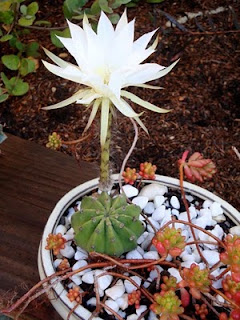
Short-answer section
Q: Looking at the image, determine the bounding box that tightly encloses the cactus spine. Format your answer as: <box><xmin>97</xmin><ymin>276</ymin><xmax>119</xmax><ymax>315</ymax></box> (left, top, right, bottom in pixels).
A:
<box><xmin>72</xmin><ymin>192</ymin><xmax>144</xmax><ymax>256</ymax></box>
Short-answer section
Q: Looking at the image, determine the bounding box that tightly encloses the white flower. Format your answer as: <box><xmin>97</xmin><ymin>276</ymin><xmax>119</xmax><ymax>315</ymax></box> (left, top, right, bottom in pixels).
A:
<box><xmin>42</xmin><ymin>11</ymin><xmax>178</xmax><ymax>145</ymax></box>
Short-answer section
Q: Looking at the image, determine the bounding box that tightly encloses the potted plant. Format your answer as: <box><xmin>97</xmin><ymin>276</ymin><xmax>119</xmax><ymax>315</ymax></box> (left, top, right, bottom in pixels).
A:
<box><xmin>2</xmin><ymin>11</ymin><xmax>240</xmax><ymax>320</ymax></box>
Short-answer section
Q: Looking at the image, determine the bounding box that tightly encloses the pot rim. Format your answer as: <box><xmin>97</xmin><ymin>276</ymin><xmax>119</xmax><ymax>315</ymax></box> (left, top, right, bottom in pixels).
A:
<box><xmin>38</xmin><ymin>174</ymin><xmax>240</xmax><ymax>319</ymax></box>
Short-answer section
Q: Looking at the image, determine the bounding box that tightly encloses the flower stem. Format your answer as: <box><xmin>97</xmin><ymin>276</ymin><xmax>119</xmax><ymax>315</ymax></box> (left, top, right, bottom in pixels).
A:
<box><xmin>99</xmin><ymin>111</ymin><xmax>112</xmax><ymax>191</ymax></box>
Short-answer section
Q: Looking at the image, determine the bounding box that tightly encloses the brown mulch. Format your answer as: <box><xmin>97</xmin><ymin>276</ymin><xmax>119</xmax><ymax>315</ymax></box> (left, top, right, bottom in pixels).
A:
<box><xmin>0</xmin><ymin>0</ymin><xmax>239</xmax><ymax>211</ymax></box>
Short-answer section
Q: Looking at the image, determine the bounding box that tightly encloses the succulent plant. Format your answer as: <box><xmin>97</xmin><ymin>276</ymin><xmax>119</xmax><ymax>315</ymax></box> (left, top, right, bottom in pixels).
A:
<box><xmin>178</xmin><ymin>151</ymin><xmax>216</xmax><ymax>183</ymax></box>
<box><xmin>161</xmin><ymin>276</ymin><xmax>178</xmax><ymax>293</ymax></box>
<box><xmin>67</xmin><ymin>286</ymin><xmax>81</xmax><ymax>303</ymax></box>
<box><xmin>72</xmin><ymin>192</ymin><xmax>144</xmax><ymax>256</ymax></box>
<box><xmin>220</xmin><ymin>235</ymin><xmax>240</xmax><ymax>283</ymax></box>
<box><xmin>122</xmin><ymin>168</ymin><xmax>138</xmax><ymax>185</ymax></box>
<box><xmin>179</xmin><ymin>263</ymin><xmax>211</xmax><ymax>299</ymax></box>
<box><xmin>150</xmin><ymin>290</ymin><xmax>184</xmax><ymax>320</ymax></box>
<box><xmin>45</xmin><ymin>233</ymin><xmax>66</xmax><ymax>255</ymax></box>
<box><xmin>128</xmin><ymin>290</ymin><xmax>141</xmax><ymax>309</ymax></box>
<box><xmin>222</xmin><ymin>274</ymin><xmax>240</xmax><ymax>305</ymax></box>
<box><xmin>46</xmin><ymin>132</ymin><xmax>62</xmax><ymax>150</ymax></box>
<box><xmin>139</xmin><ymin>162</ymin><xmax>157</xmax><ymax>180</ymax></box>
<box><xmin>152</xmin><ymin>227</ymin><xmax>186</xmax><ymax>257</ymax></box>
<box><xmin>195</xmin><ymin>304</ymin><xmax>208</xmax><ymax>320</ymax></box>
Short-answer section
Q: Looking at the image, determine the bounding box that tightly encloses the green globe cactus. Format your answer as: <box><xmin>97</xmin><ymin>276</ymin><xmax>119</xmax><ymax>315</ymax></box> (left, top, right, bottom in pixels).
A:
<box><xmin>71</xmin><ymin>192</ymin><xmax>144</xmax><ymax>257</ymax></box>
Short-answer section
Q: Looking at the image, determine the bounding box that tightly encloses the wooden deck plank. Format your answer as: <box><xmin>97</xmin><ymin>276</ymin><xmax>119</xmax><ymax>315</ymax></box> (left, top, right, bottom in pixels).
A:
<box><xmin>0</xmin><ymin>134</ymin><xmax>98</xmax><ymax>319</ymax></box>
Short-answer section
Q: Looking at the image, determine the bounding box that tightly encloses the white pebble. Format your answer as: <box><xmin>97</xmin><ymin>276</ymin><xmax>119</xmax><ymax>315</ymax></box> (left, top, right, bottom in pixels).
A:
<box><xmin>230</xmin><ymin>226</ymin><xmax>240</xmax><ymax>236</ymax></box>
<box><xmin>136</xmin><ymin>305</ymin><xmax>147</xmax><ymax>316</ymax></box>
<box><xmin>105</xmin><ymin>299</ymin><xmax>119</xmax><ymax>315</ymax></box>
<box><xmin>126</xmin><ymin>249</ymin><xmax>143</xmax><ymax>260</ymax></box>
<box><xmin>116</xmin><ymin>294</ymin><xmax>128</xmax><ymax>310</ymax></box>
<box><xmin>149</xmin><ymin>265</ymin><xmax>163</xmax><ymax>280</ymax></box>
<box><xmin>87</xmin><ymin>297</ymin><xmax>96</xmax><ymax>306</ymax></box>
<box><xmin>60</xmin><ymin>245</ymin><xmax>75</xmax><ymax>259</ymax></box>
<box><xmin>210</xmin><ymin>202</ymin><xmax>223</xmax><ymax>217</ymax></box>
<box><xmin>53</xmin><ymin>259</ymin><xmax>62</xmax><ymax>269</ymax></box>
<box><xmin>148</xmin><ymin>311</ymin><xmax>158</xmax><ymax>320</ymax></box>
<box><xmin>95</xmin><ymin>270</ymin><xmax>113</xmax><ymax>290</ymax></box>
<box><xmin>55</xmin><ymin>225</ymin><xmax>67</xmax><ymax>235</ymax></box>
<box><xmin>122</xmin><ymin>185</ymin><xmax>139</xmax><ymax>198</ymax></box>
<box><xmin>154</xmin><ymin>195</ymin><xmax>166</xmax><ymax>208</ymax></box>
<box><xmin>152</xmin><ymin>205</ymin><xmax>166</xmax><ymax>221</ymax></box>
<box><xmin>72</xmin><ymin>260</ymin><xmax>88</xmax><ymax>275</ymax></box>
<box><xmin>203</xmin><ymin>199</ymin><xmax>213</xmax><ymax>208</ymax></box>
<box><xmin>147</xmin><ymin>218</ymin><xmax>160</xmax><ymax>233</ymax></box>
<box><xmin>143</xmin><ymin>251</ymin><xmax>159</xmax><ymax>260</ymax></box>
<box><xmin>118</xmin><ymin>310</ymin><xmax>126</xmax><ymax>318</ymax></box>
<box><xmin>186</xmin><ymin>195</ymin><xmax>194</xmax><ymax>203</ymax></box>
<box><xmin>168</xmin><ymin>268</ymin><xmax>182</xmax><ymax>283</ymax></box>
<box><xmin>144</xmin><ymin>202</ymin><xmax>155</xmax><ymax>214</ymax></box>
<box><xmin>213</xmin><ymin>214</ymin><xmax>226</xmax><ymax>223</ymax></box>
<box><xmin>170</xmin><ymin>196</ymin><xmax>180</xmax><ymax>209</ymax></box>
<box><xmin>137</xmin><ymin>245</ymin><xmax>145</xmax><ymax>256</ymax></box>
<box><xmin>76</xmin><ymin>201</ymin><xmax>81</xmax><ymax>210</ymax></box>
<box><xmin>82</xmin><ymin>271</ymin><xmax>94</xmax><ymax>284</ymax></box>
<box><xmin>74</xmin><ymin>250</ymin><xmax>88</xmax><ymax>260</ymax></box>
<box><xmin>127</xmin><ymin>315</ymin><xmax>138</xmax><ymax>320</ymax></box>
<box><xmin>139</xmin><ymin>183</ymin><xmax>168</xmax><ymax>200</ymax></box>
<box><xmin>124</xmin><ymin>276</ymin><xmax>141</xmax><ymax>293</ymax></box>
<box><xmin>67</xmin><ymin>207</ymin><xmax>75</xmax><ymax>222</ymax></box>
<box><xmin>141</xmin><ymin>233</ymin><xmax>154</xmax><ymax>250</ymax></box>
<box><xmin>143</xmin><ymin>278</ymin><xmax>152</xmax><ymax>288</ymax></box>
<box><xmin>105</xmin><ymin>280</ymin><xmax>125</xmax><ymax>300</ymax></box>
<box><xmin>137</xmin><ymin>231</ymin><xmax>149</xmax><ymax>244</ymax></box>
<box><xmin>71</xmin><ymin>275</ymin><xmax>82</xmax><ymax>285</ymax></box>
<box><xmin>202</xmin><ymin>250</ymin><xmax>220</xmax><ymax>267</ymax></box>
<box><xmin>171</xmin><ymin>209</ymin><xmax>179</xmax><ymax>217</ymax></box>
<box><xmin>132</xmin><ymin>196</ymin><xmax>148</xmax><ymax>210</ymax></box>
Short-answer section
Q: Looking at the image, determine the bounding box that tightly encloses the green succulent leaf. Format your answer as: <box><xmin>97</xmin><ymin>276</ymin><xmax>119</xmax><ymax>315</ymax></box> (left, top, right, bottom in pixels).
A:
<box><xmin>108</xmin><ymin>13</ymin><xmax>120</xmax><ymax>24</ymax></box>
<box><xmin>26</xmin><ymin>41</ymin><xmax>39</xmax><ymax>57</ymax></box>
<box><xmin>18</xmin><ymin>16</ymin><xmax>35</xmax><ymax>26</ymax></box>
<box><xmin>72</xmin><ymin>192</ymin><xmax>144</xmax><ymax>256</ymax></box>
<box><xmin>90</xmin><ymin>0</ymin><xmax>101</xmax><ymax>15</ymax></box>
<box><xmin>0</xmin><ymin>1</ymin><xmax>12</xmax><ymax>12</ymax></box>
<box><xmin>0</xmin><ymin>34</ymin><xmax>13</xmax><ymax>42</ymax></box>
<box><xmin>1</xmin><ymin>73</ymin><xmax>29</xmax><ymax>96</ymax></box>
<box><xmin>1</xmin><ymin>54</ymin><xmax>20</xmax><ymax>70</ymax></box>
<box><xmin>63</xmin><ymin>0</ymin><xmax>88</xmax><ymax>19</ymax></box>
<box><xmin>19</xmin><ymin>58</ymin><xmax>35</xmax><ymax>76</ymax></box>
<box><xmin>98</xmin><ymin>0</ymin><xmax>113</xmax><ymax>13</ymax></box>
<box><xmin>34</xmin><ymin>20</ymin><xmax>51</xmax><ymax>26</ymax></box>
<box><xmin>111</xmin><ymin>0</ymin><xmax>131</xmax><ymax>9</ymax></box>
<box><xmin>50</xmin><ymin>28</ymin><xmax>71</xmax><ymax>48</ymax></box>
<box><xmin>27</xmin><ymin>2</ymin><xmax>39</xmax><ymax>15</ymax></box>
<box><xmin>0</xmin><ymin>10</ymin><xmax>14</xmax><ymax>24</ymax></box>
<box><xmin>0</xmin><ymin>92</ymin><xmax>9</xmax><ymax>103</ymax></box>
<box><xmin>20</xmin><ymin>4</ymin><xmax>28</xmax><ymax>15</ymax></box>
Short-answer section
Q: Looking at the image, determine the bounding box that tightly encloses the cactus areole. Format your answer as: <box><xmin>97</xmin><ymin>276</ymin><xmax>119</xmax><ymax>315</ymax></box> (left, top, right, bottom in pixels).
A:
<box><xmin>71</xmin><ymin>192</ymin><xmax>144</xmax><ymax>256</ymax></box>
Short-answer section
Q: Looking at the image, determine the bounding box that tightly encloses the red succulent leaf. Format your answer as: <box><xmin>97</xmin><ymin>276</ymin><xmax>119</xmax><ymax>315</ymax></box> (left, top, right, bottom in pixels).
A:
<box><xmin>178</xmin><ymin>151</ymin><xmax>216</xmax><ymax>183</ymax></box>
<box><xmin>180</xmin><ymin>288</ymin><xmax>190</xmax><ymax>307</ymax></box>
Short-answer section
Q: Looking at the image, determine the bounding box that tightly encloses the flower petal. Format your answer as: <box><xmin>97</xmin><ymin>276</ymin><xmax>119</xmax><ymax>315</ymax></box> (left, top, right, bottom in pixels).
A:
<box><xmin>115</xmin><ymin>9</ymin><xmax>128</xmax><ymax>33</ymax></box>
<box><xmin>97</xmin><ymin>11</ymin><xmax>114</xmax><ymax>47</ymax></box>
<box><xmin>76</xmin><ymin>91</ymin><xmax>101</xmax><ymax>104</ymax></box>
<box><xmin>100</xmin><ymin>98</ymin><xmax>110</xmax><ymax>146</ymax></box>
<box><xmin>42</xmin><ymin>89</ymin><xmax>88</xmax><ymax>110</ymax></box>
<box><xmin>148</xmin><ymin>59</ymin><xmax>180</xmax><ymax>82</ymax></box>
<box><xmin>110</xmin><ymin>96</ymin><xmax>140</xmax><ymax>118</ymax></box>
<box><xmin>42</xmin><ymin>60</ymin><xmax>85</xmax><ymax>84</ymax></box>
<box><xmin>133</xmin><ymin>84</ymin><xmax>163</xmax><ymax>90</ymax></box>
<box><xmin>134</xmin><ymin>116</ymin><xmax>148</xmax><ymax>134</ymax></box>
<box><xmin>121</xmin><ymin>90</ymin><xmax>171</xmax><ymax>113</ymax></box>
<box><xmin>84</xmin><ymin>98</ymin><xmax>101</xmax><ymax>132</ymax></box>
<box><xmin>133</xmin><ymin>29</ymin><xmax>157</xmax><ymax>50</ymax></box>
<box><xmin>42</xmin><ymin>47</ymin><xmax>71</xmax><ymax>68</ymax></box>
<box><xmin>123</xmin><ymin>63</ymin><xmax>163</xmax><ymax>86</ymax></box>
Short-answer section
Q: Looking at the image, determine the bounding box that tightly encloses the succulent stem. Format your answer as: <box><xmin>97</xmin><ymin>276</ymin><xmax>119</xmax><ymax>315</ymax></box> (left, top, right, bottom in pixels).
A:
<box><xmin>99</xmin><ymin>110</ymin><xmax>112</xmax><ymax>191</ymax></box>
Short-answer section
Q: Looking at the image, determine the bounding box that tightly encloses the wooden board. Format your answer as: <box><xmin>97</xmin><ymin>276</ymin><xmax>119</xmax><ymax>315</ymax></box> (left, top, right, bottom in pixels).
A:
<box><xmin>0</xmin><ymin>134</ymin><xmax>98</xmax><ymax>319</ymax></box>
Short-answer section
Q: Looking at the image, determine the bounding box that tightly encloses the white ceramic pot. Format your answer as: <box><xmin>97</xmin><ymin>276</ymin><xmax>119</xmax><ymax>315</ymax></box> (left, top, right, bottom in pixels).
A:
<box><xmin>38</xmin><ymin>174</ymin><xmax>240</xmax><ymax>320</ymax></box>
